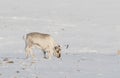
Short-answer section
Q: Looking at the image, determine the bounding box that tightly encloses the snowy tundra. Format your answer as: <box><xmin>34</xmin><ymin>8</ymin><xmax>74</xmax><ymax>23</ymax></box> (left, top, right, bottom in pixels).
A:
<box><xmin>0</xmin><ymin>0</ymin><xmax>120</xmax><ymax>78</ymax></box>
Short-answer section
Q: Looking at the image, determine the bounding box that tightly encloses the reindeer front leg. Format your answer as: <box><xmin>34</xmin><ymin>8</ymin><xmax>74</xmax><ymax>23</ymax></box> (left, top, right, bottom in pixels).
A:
<box><xmin>43</xmin><ymin>51</ymin><xmax>47</xmax><ymax>59</ymax></box>
<box><xmin>43</xmin><ymin>50</ymin><xmax>52</xmax><ymax>59</ymax></box>
<box><xmin>25</xmin><ymin>46</ymin><xmax>31</xmax><ymax>58</ymax></box>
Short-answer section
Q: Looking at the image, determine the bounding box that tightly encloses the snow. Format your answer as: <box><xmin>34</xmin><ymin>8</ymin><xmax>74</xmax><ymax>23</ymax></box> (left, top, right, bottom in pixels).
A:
<box><xmin>0</xmin><ymin>0</ymin><xmax>120</xmax><ymax>78</ymax></box>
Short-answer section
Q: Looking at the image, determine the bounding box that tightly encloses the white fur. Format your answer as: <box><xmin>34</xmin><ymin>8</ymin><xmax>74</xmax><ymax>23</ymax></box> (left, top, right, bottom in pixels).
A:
<box><xmin>24</xmin><ymin>32</ymin><xmax>61</xmax><ymax>59</ymax></box>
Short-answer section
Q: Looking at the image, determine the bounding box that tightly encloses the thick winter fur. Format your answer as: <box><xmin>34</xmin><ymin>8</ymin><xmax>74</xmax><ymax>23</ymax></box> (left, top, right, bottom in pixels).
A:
<box><xmin>24</xmin><ymin>32</ymin><xmax>61</xmax><ymax>59</ymax></box>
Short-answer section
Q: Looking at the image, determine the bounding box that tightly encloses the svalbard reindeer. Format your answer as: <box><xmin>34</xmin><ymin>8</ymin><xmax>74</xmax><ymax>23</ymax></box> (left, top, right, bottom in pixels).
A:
<box><xmin>24</xmin><ymin>32</ymin><xmax>61</xmax><ymax>59</ymax></box>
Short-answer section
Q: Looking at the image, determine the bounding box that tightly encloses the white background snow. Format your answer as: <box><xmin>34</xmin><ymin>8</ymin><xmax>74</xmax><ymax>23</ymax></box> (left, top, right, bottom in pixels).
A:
<box><xmin>0</xmin><ymin>0</ymin><xmax>120</xmax><ymax>78</ymax></box>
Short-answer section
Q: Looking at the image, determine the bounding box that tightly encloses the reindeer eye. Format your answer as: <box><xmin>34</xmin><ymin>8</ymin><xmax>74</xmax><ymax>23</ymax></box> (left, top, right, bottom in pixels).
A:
<box><xmin>57</xmin><ymin>51</ymin><xmax>59</xmax><ymax>53</ymax></box>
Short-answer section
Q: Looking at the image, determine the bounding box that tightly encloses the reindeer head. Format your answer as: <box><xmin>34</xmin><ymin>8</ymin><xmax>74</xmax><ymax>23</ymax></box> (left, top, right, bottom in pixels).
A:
<box><xmin>54</xmin><ymin>45</ymin><xmax>61</xmax><ymax>58</ymax></box>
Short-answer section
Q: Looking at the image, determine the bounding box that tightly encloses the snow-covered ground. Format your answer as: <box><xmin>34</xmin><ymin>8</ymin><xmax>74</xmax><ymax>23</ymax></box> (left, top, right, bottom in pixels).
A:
<box><xmin>0</xmin><ymin>0</ymin><xmax>120</xmax><ymax>78</ymax></box>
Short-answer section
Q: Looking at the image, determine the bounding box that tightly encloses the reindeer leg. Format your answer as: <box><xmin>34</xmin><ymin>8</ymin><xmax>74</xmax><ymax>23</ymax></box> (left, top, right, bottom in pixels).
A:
<box><xmin>47</xmin><ymin>50</ymin><xmax>53</xmax><ymax>59</ymax></box>
<box><xmin>43</xmin><ymin>51</ymin><xmax>48</xmax><ymax>59</ymax></box>
<box><xmin>25</xmin><ymin>46</ymin><xmax>31</xmax><ymax>59</ymax></box>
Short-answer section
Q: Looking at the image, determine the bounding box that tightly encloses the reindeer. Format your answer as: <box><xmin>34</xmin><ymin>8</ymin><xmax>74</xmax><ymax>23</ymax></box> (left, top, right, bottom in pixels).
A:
<box><xmin>24</xmin><ymin>32</ymin><xmax>61</xmax><ymax>59</ymax></box>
